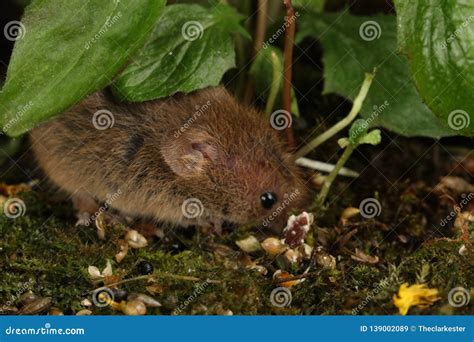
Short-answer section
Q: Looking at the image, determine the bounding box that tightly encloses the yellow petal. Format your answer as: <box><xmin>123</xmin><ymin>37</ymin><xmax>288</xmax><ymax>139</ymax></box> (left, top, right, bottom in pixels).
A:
<box><xmin>393</xmin><ymin>283</ymin><xmax>440</xmax><ymax>315</ymax></box>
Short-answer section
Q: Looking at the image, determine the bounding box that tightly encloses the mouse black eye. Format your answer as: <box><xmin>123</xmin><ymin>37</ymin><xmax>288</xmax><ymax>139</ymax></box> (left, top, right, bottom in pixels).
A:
<box><xmin>260</xmin><ymin>192</ymin><xmax>277</xmax><ymax>209</ymax></box>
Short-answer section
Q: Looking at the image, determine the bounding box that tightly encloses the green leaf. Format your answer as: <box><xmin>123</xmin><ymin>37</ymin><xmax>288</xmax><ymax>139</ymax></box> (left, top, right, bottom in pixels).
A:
<box><xmin>112</xmin><ymin>4</ymin><xmax>248</xmax><ymax>102</ymax></box>
<box><xmin>394</xmin><ymin>0</ymin><xmax>474</xmax><ymax>136</ymax></box>
<box><xmin>358</xmin><ymin>129</ymin><xmax>381</xmax><ymax>146</ymax></box>
<box><xmin>340</xmin><ymin>122</ymin><xmax>381</xmax><ymax>148</ymax></box>
<box><xmin>337</xmin><ymin>138</ymin><xmax>350</xmax><ymax>149</ymax></box>
<box><xmin>297</xmin><ymin>11</ymin><xmax>459</xmax><ymax>138</ymax></box>
<box><xmin>0</xmin><ymin>0</ymin><xmax>165</xmax><ymax>137</ymax></box>
<box><xmin>348</xmin><ymin>119</ymin><xmax>369</xmax><ymax>145</ymax></box>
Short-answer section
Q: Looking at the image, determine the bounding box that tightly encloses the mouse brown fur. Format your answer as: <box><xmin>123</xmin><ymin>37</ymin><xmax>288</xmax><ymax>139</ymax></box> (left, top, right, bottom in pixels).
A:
<box><xmin>30</xmin><ymin>86</ymin><xmax>310</xmax><ymax>230</ymax></box>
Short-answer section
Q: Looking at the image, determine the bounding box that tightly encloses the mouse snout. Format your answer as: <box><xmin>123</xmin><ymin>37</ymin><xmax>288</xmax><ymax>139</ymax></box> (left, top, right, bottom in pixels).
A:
<box><xmin>260</xmin><ymin>184</ymin><xmax>311</xmax><ymax>232</ymax></box>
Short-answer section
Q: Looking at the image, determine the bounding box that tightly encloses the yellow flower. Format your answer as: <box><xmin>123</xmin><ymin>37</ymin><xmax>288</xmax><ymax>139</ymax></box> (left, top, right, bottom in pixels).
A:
<box><xmin>393</xmin><ymin>283</ymin><xmax>440</xmax><ymax>315</ymax></box>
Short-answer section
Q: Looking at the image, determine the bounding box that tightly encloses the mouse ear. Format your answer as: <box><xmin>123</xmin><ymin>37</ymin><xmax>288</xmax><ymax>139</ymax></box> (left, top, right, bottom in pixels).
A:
<box><xmin>161</xmin><ymin>132</ymin><xmax>218</xmax><ymax>178</ymax></box>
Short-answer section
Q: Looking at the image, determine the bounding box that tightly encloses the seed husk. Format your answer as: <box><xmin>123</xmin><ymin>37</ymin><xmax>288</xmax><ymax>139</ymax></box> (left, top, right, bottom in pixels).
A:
<box><xmin>261</xmin><ymin>237</ymin><xmax>287</xmax><ymax>256</ymax></box>
<box><xmin>19</xmin><ymin>291</ymin><xmax>38</xmax><ymax>306</ymax></box>
<box><xmin>125</xmin><ymin>230</ymin><xmax>148</xmax><ymax>249</ymax></box>
<box><xmin>19</xmin><ymin>297</ymin><xmax>52</xmax><ymax>315</ymax></box>
<box><xmin>122</xmin><ymin>299</ymin><xmax>147</xmax><ymax>315</ymax></box>
<box><xmin>76</xmin><ymin>309</ymin><xmax>92</xmax><ymax>316</ymax></box>
<box><xmin>235</xmin><ymin>236</ymin><xmax>262</xmax><ymax>253</ymax></box>
<box><xmin>128</xmin><ymin>293</ymin><xmax>161</xmax><ymax>307</ymax></box>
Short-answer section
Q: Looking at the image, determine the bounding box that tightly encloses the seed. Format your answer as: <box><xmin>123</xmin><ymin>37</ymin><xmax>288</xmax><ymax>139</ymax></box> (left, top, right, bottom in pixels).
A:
<box><xmin>284</xmin><ymin>249</ymin><xmax>302</xmax><ymax>264</ymax></box>
<box><xmin>125</xmin><ymin>230</ymin><xmax>148</xmax><ymax>249</ymax></box>
<box><xmin>115</xmin><ymin>240</ymin><xmax>129</xmax><ymax>263</ymax></box>
<box><xmin>459</xmin><ymin>244</ymin><xmax>468</xmax><ymax>256</ymax></box>
<box><xmin>19</xmin><ymin>297</ymin><xmax>52</xmax><ymax>315</ymax></box>
<box><xmin>95</xmin><ymin>212</ymin><xmax>107</xmax><ymax>240</ymax></box>
<box><xmin>19</xmin><ymin>292</ymin><xmax>38</xmax><ymax>306</ymax></box>
<box><xmin>272</xmin><ymin>270</ymin><xmax>302</xmax><ymax>287</ymax></box>
<box><xmin>314</xmin><ymin>247</ymin><xmax>337</xmax><ymax>269</ymax></box>
<box><xmin>298</xmin><ymin>243</ymin><xmax>313</xmax><ymax>260</ymax></box>
<box><xmin>49</xmin><ymin>307</ymin><xmax>64</xmax><ymax>315</ymax></box>
<box><xmin>76</xmin><ymin>309</ymin><xmax>92</xmax><ymax>316</ymax></box>
<box><xmin>1</xmin><ymin>306</ymin><xmax>18</xmax><ymax>314</ymax></box>
<box><xmin>261</xmin><ymin>237</ymin><xmax>287</xmax><ymax>256</ymax></box>
<box><xmin>340</xmin><ymin>207</ymin><xmax>360</xmax><ymax>225</ymax></box>
<box><xmin>81</xmin><ymin>298</ymin><xmax>92</xmax><ymax>307</ymax></box>
<box><xmin>137</xmin><ymin>261</ymin><xmax>154</xmax><ymax>275</ymax></box>
<box><xmin>235</xmin><ymin>236</ymin><xmax>262</xmax><ymax>253</ymax></box>
<box><xmin>122</xmin><ymin>299</ymin><xmax>147</xmax><ymax>315</ymax></box>
<box><xmin>128</xmin><ymin>293</ymin><xmax>161</xmax><ymax>307</ymax></box>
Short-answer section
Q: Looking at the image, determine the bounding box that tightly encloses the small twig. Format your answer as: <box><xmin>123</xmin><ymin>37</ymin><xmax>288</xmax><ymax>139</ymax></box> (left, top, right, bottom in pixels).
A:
<box><xmin>295</xmin><ymin>71</ymin><xmax>375</xmax><ymax>159</ymax></box>
<box><xmin>265</xmin><ymin>51</ymin><xmax>283</xmax><ymax>115</ymax></box>
<box><xmin>273</xmin><ymin>271</ymin><xmax>319</xmax><ymax>284</ymax></box>
<box><xmin>88</xmin><ymin>273</ymin><xmax>221</xmax><ymax>293</ymax></box>
<box><xmin>243</xmin><ymin>0</ymin><xmax>269</xmax><ymax>104</ymax></box>
<box><xmin>295</xmin><ymin>157</ymin><xmax>360</xmax><ymax>178</ymax></box>
<box><xmin>335</xmin><ymin>228</ymin><xmax>358</xmax><ymax>248</ymax></box>
<box><xmin>282</xmin><ymin>0</ymin><xmax>296</xmax><ymax>150</ymax></box>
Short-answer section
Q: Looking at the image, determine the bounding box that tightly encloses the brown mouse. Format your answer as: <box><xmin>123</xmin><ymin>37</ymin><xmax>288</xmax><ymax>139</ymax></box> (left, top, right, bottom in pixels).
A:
<box><xmin>30</xmin><ymin>86</ymin><xmax>310</xmax><ymax>231</ymax></box>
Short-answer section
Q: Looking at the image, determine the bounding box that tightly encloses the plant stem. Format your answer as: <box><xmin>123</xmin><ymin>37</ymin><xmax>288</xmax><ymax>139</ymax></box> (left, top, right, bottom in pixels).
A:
<box><xmin>282</xmin><ymin>0</ymin><xmax>296</xmax><ymax>150</ymax></box>
<box><xmin>265</xmin><ymin>51</ymin><xmax>283</xmax><ymax>115</ymax></box>
<box><xmin>295</xmin><ymin>72</ymin><xmax>375</xmax><ymax>159</ymax></box>
<box><xmin>316</xmin><ymin>144</ymin><xmax>355</xmax><ymax>207</ymax></box>
<box><xmin>243</xmin><ymin>0</ymin><xmax>269</xmax><ymax>104</ymax></box>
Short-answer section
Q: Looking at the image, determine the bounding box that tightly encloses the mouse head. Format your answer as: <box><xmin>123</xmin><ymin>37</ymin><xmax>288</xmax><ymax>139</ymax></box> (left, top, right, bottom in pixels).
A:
<box><xmin>160</xmin><ymin>87</ymin><xmax>310</xmax><ymax>230</ymax></box>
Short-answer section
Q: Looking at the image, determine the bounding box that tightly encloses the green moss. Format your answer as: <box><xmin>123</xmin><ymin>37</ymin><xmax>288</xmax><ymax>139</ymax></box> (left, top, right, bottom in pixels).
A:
<box><xmin>1</xmin><ymin>179</ymin><xmax>473</xmax><ymax>315</ymax></box>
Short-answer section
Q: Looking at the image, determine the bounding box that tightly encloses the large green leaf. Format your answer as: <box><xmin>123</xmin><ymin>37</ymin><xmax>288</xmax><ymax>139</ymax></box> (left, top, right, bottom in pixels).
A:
<box><xmin>298</xmin><ymin>11</ymin><xmax>458</xmax><ymax>138</ymax></box>
<box><xmin>395</xmin><ymin>0</ymin><xmax>474</xmax><ymax>136</ymax></box>
<box><xmin>0</xmin><ymin>0</ymin><xmax>165</xmax><ymax>137</ymax></box>
<box><xmin>112</xmin><ymin>4</ymin><xmax>248</xmax><ymax>102</ymax></box>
